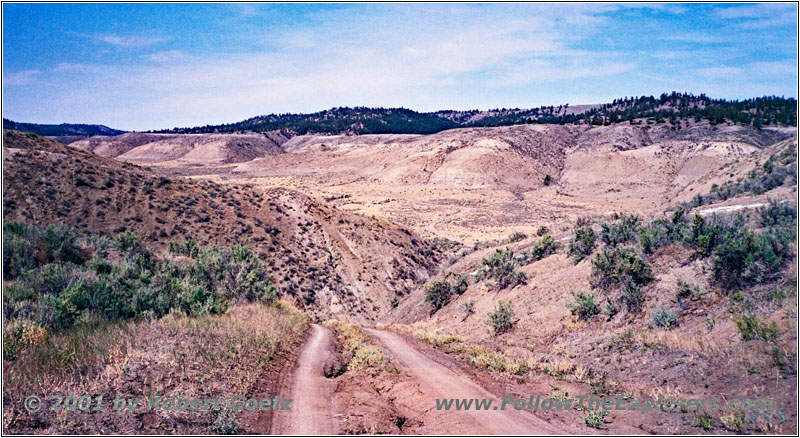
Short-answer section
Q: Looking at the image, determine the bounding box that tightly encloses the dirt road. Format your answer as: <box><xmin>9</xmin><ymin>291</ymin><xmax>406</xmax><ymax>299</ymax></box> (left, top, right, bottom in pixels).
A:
<box><xmin>271</xmin><ymin>324</ymin><xmax>336</xmax><ymax>435</ymax></box>
<box><xmin>365</xmin><ymin>328</ymin><xmax>562</xmax><ymax>434</ymax></box>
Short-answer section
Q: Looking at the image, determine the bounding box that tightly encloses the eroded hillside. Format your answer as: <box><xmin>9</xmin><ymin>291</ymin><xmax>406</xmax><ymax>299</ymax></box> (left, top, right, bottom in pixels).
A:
<box><xmin>2</xmin><ymin>130</ymin><xmax>444</xmax><ymax>321</ymax></box>
<box><xmin>77</xmin><ymin>122</ymin><xmax>795</xmax><ymax>243</ymax></box>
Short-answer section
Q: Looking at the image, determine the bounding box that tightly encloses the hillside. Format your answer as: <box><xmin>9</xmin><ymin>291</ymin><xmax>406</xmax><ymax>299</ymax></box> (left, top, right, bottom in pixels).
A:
<box><xmin>3</xmin><ymin>118</ymin><xmax>125</xmax><ymax>137</ymax></box>
<box><xmin>154</xmin><ymin>93</ymin><xmax>796</xmax><ymax>136</ymax></box>
<box><xmin>70</xmin><ymin>131</ymin><xmax>290</xmax><ymax>164</ymax></box>
<box><xmin>378</xmin><ymin>135</ymin><xmax>797</xmax><ymax>433</ymax></box>
<box><xmin>158</xmin><ymin>107</ymin><xmax>460</xmax><ymax>135</ymax></box>
<box><xmin>2</xmin><ymin>130</ymin><xmax>445</xmax><ymax>321</ymax></box>
<box><xmin>220</xmin><ymin>122</ymin><xmax>793</xmax><ymax>243</ymax></box>
<box><xmin>79</xmin><ymin>121</ymin><xmax>795</xmax><ymax>244</ymax></box>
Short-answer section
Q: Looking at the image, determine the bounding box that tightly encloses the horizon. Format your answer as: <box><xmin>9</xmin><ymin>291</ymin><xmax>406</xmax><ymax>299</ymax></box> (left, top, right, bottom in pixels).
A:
<box><xmin>2</xmin><ymin>3</ymin><xmax>798</xmax><ymax>131</ymax></box>
<box><xmin>3</xmin><ymin>91</ymin><xmax>798</xmax><ymax>133</ymax></box>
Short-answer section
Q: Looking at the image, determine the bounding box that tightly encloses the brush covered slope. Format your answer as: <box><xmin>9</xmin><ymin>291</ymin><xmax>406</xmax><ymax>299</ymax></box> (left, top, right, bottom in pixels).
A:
<box><xmin>382</xmin><ymin>136</ymin><xmax>797</xmax><ymax>434</ymax></box>
<box><xmin>2</xmin><ymin>218</ymin><xmax>309</xmax><ymax>434</ymax></box>
<box><xmin>3</xmin><ymin>130</ymin><xmax>443</xmax><ymax>321</ymax></box>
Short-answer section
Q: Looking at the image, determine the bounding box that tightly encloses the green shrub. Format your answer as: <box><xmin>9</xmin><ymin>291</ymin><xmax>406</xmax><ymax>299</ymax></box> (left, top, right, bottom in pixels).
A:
<box><xmin>696</xmin><ymin>413</ymin><xmax>713</xmax><ymax>431</ymax></box>
<box><xmin>568</xmin><ymin>291</ymin><xmax>599</xmax><ymax>320</ymax></box>
<box><xmin>210</xmin><ymin>408</ymin><xmax>238</xmax><ymax>435</ymax></box>
<box><xmin>676</xmin><ymin>279</ymin><xmax>703</xmax><ymax>300</ymax></box>
<box><xmin>568</xmin><ymin>226</ymin><xmax>596</xmax><ymax>262</ymax></box>
<box><xmin>648</xmin><ymin>305</ymin><xmax>678</xmax><ymax>329</ymax></box>
<box><xmin>425</xmin><ymin>279</ymin><xmax>454</xmax><ymax>312</ymax></box>
<box><xmin>489</xmin><ymin>300</ymin><xmax>515</xmax><ymax>335</ymax></box>
<box><xmin>638</xmin><ymin>216</ymin><xmax>687</xmax><ymax>255</ymax></box>
<box><xmin>530</xmin><ymin>235</ymin><xmax>561</xmax><ymax>260</ymax></box>
<box><xmin>2</xmin><ymin>223</ymin><xmax>278</xmax><ymax>332</ymax></box>
<box><xmin>482</xmin><ymin>248</ymin><xmax>526</xmax><ymax>290</ymax></box>
<box><xmin>712</xmin><ymin>228</ymin><xmax>793</xmax><ymax>290</ymax></box>
<box><xmin>3</xmin><ymin>222</ymin><xmax>87</xmax><ymax>280</ymax></box>
<box><xmin>603</xmin><ymin>298</ymin><xmax>617</xmax><ymax>318</ymax></box>
<box><xmin>600</xmin><ymin>214</ymin><xmax>640</xmax><ymax>247</ymax></box>
<box><xmin>621</xmin><ymin>284</ymin><xmax>644</xmax><ymax>310</ymax></box>
<box><xmin>168</xmin><ymin>239</ymin><xmax>200</xmax><ymax>257</ymax></box>
<box><xmin>590</xmin><ymin>247</ymin><xmax>653</xmax><ymax>293</ymax></box>
<box><xmin>116</xmin><ymin>230</ymin><xmax>146</xmax><ymax>255</ymax></box>
<box><xmin>735</xmin><ymin>313</ymin><xmax>777</xmax><ymax>342</ymax></box>
<box><xmin>584</xmin><ymin>409</ymin><xmax>607</xmax><ymax>428</ymax></box>
<box><xmin>424</xmin><ymin>275</ymin><xmax>469</xmax><ymax>312</ymax></box>
<box><xmin>758</xmin><ymin>200</ymin><xmax>797</xmax><ymax>228</ymax></box>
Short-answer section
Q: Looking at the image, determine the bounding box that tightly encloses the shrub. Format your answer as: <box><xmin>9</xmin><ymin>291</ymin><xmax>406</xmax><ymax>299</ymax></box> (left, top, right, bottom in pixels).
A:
<box><xmin>116</xmin><ymin>230</ymin><xmax>146</xmax><ymax>255</ymax></box>
<box><xmin>648</xmin><ymin>305</ymin><xmax>678</xmax><ymax>329</ymax></box>
<box><xmin>758</xmin><ymin>200</ymin><xmax>797</xmax><ymax>228</ymax></box>
<box><xmin>621</xmin><ymin>284</ymin><xmax>644</xmax><ymax>310</ymax></box>
<box><xmin>590</xmin><ymin>247</ymin><xmax>653</xmax><ymax>293</ymax></box>
<box><xmin>168</xmin><ymin>239</ymin><xmax>200</xmax><ymax>257</ymax></box>
<box><xmin>600</xmin><ymin>214</ymin><xmax>640</xmax><ymax>247</ymax></box>
<box><xmin>530</xmin><ymin>235</ymin><xmax>561</xmax><ymax>260</ymax></box>
<box><xmin>735</xmin><ymin>313</ymin><xmax>777</xmax><ymax>342</ymax></box>
<box><xmin>568</xmin><ymin>226</ymin><xmax>596</xmax><ymax>262</ymax></box>
<box><xmin>696</xmin><ymin>413</ymin><xmax>713</xmax><ymax>431</ymax></box>
<box><xmin>584</xmin><ymin>409</ymin><xmax>607</xmax><ymax>428</ymax></box>
<box><xmin>508</xmin><ymin>231</ymin><xmax>527</xmax><ymax>242</ymax></box>
<box><xmin>2</xmin><ymin>223</ymin><xmax>278</xmax><ymax>333</ymax></box>
<box><xmin>425</xmin><ymin>280</ymin><xmax>454</xmax><ymax>312</ymax></box>
<box><xmin>543</xmin><ymin>175</ymin><xmax>552</xmax><ymax>186</ymax></box>
<box><xmin>712</xmin><ymin>228</ymin><xmax>793</xmax><ymax>290</ymax></box>
<box><xmin>638</xmin><ymin>216</ymin><xmax>687</xmax><ymax>255</ymax></box>
<box><xmin>482</xmin><ymin>248</ymin><xmax>527</xmax><ymax>290</ymax></box>
<box><xmin>676</xmin><ymin>279</ymin><xmax>702</xmax><ymax>300</ymax></box>
<box><xmin>3</xmin><ymin>222</ymin><xmax>87</xmax><ymax>280</ymax></box>
<box><xmin>489</xmin><ymin>300</ymin><xmax>515</xmax><ymax>335</ymax></box>
<box><xmin>2</xmin><ymin>319</ymin><xmax>47</xmax><ymax>360</ymax></box>
<box><xmin>424</xmin><ymin>275</ymin><xmax>468</xmax><ymax>312</ymax></box>
<box><xmin>210</xmin><ymin>408</ymin><xmax>238</xmax><ymax>435</ymax></box>
<box><xmin>568</xmin><ymin>291</ymin><xmax>598</xmax><ymax>320</ymax></box>
<box><xmin>603</xmin><ymin>298</ymin><xmax>617</xmax><ymax>318</ymax></box>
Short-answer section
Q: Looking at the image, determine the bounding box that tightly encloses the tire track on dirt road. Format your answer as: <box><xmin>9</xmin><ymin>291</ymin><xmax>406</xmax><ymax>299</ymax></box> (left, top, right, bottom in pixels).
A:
<box><xmin>271</xmin><ymin>324</ymin><xmax>336</xmax><ymax>434</ymax></box>
<box><xmin>365</xmin><ymin>328</ymin><xmax>562</xmax><ymax>435</ymax></box>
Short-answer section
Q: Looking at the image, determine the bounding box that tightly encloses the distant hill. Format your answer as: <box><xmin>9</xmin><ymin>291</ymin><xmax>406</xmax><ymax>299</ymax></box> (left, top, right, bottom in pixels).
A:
<box><xmin>2</xmin><ymin>118</ymin><xmax>126</xmax><ymax>137</ymax></box>
<box><xmin>157</xmin><ymin>107</ymin><xmax>460</xmax><ymax>135</ymax></box>
<box><xmin>155</xmin><ymin>93</ymin><xmax>797</xmax><ymax>136</ymax></box>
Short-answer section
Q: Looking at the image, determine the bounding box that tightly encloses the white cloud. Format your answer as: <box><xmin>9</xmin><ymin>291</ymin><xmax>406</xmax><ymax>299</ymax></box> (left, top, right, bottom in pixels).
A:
<box><xmin>714</xmin><ymin>4</ymin><xmax>796</xmax><ymax>29</ymax></box>
<box><xmin>3</xmin><ymin>69</ymin><xmax>40</xmax><ymax>86</ymax></box>
<box><xmin>4</xmin><ymin>4</ymin><xmax>795</xmax><ymax>130</ymax></box>
<box><xmin>94</xmin><ymin>33</ymin><xmax>164</xmax><ymax>47</ymax></box>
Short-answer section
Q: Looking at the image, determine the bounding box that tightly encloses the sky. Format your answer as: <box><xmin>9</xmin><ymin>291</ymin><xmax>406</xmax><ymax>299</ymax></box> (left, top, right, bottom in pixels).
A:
<box><xmin>2</xmin><ymin>3</ymin><xmax>797</xmax><ymax>131</ymax></box>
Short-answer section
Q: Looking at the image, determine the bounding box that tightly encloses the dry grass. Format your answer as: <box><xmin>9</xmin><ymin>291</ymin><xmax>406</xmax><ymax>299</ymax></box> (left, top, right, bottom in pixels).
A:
<box><xmin>413</xmin><ymin>330</ymin><xmax>462</xmax><ymax>347</ymax></box>
<box><xmin>324</xmin><ymin>320</ymin><xmax>392</xmax><ymax>373</ymax></box>
<box><xmin>3</xmin><ymin>301</ymin><xmax>307</xmax><ymax>434</ymax></box>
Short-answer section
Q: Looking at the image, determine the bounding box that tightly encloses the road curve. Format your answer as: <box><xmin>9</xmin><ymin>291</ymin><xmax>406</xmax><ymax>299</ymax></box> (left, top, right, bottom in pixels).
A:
<box><xmin>271</xmin><ymin>324</ymin><xmax>336</xmax><ymax>435</ymax></box>
<box><xmin>365</xmin><ymin>328</ymin><xmax>562</xmax><ymax>435</ymax></box>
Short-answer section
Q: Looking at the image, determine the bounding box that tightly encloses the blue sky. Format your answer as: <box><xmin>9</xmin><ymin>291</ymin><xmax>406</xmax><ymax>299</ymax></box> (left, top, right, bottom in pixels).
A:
<box><xmin>2</xmin><ymin>3</ymin><xmax>797</xmax><ymax>131</ymax></box>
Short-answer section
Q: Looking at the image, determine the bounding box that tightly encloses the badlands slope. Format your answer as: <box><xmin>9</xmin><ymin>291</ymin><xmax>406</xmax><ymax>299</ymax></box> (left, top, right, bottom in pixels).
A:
<box><xmin>75</xmin><ymin>122</ymin><xmax>793</xmax><ymax>242</ymax></box>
